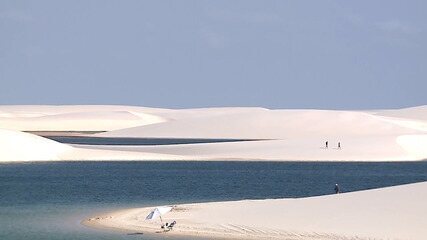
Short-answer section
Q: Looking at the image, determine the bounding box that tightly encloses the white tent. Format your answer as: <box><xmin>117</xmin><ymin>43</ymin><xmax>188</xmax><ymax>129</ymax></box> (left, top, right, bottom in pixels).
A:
<box><xmin>145</xmin><ymin>206</ymin><xmax>173</xmax><ymax>222</ymax></box>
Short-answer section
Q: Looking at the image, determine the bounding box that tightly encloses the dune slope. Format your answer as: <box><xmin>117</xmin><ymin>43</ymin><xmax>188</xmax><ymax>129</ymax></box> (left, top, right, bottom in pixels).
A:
<box><xmin>0</xmin><ymin>129</ymin><xmax>72</xmax><ymax>161</ymax></box>
<box><xmin>0</xmin><ymin>105</ymin><xmax>167</xmax><ymax>131</ymax></box>
<box><xmin>98</xmin><ymin>109</ymin><xmax>421</xmax><ymax>139</ymax></box>
<box><xmin>0</xmin><ymin>129</ymin><xmax>186</xmax><ymax>162</ymax></box>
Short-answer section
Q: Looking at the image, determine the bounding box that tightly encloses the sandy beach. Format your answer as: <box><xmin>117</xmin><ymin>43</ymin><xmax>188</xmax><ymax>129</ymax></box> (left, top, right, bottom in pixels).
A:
<box><xmin>84</xmin><ymin>181</ymin><xmax>427</xmax><ymax>240</ymax></box>
<box><xmin>0</xmin><ymin>105</ymin><xmax>426</xmax><ymax>162</ymax></box>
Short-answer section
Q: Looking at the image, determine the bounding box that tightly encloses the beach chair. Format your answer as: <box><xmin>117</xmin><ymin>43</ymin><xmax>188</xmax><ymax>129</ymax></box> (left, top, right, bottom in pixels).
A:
<box><xmin>167</xmin><ymin>221</ymin><xmax>176</xmax><ymax>230</ymax></box>
<box><xmin>161</xmin><ymin>223</ymin><xmax>167</xmax><ymax>229</ymax></box>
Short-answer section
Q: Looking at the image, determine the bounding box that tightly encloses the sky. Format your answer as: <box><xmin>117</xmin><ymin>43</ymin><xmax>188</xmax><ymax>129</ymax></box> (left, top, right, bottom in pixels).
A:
<box><xmin>0</xmin><ymin>0</ymin><xmax>426</xmax><ymax>109</ymax></box>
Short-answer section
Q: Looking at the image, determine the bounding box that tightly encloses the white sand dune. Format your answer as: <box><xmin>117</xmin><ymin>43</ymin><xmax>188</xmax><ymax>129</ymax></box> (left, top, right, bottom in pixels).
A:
<box><xmin>0</xmin><ymin>129</ymin><xmax>185</xmax><ymax>162</ymax></box>
<box><xmin>373</xmin><ymin>105</ymin><xmax>427</xmax><ymax>121</ymax></box>
<box><xmin>370</xmin><ymin>106</ymin><xmax>427</xmax><ymax>132</ymax></box>
<box><xmin>0</xmin><ymin>129</ymin><xmax>72</xmax><ymax>161</ymax></box>
<box><xmin>77</xmin><ymin>135</ymin><xmax>411</xmax><ymax>161</ymax></box>
<box><xmin>0</xmin><ymin>105</ymin><xmax>165</xmax><ymax>116</ymax></box>
<box><xmin>93</xmin><ymin>107</ymin><xmax>427</xmax><ymax>161</ymax></box>
<box><xmin>0</xmin><ymin>105</ymin><xmax>426</xmax><ymax>161</ymax></box>
<box><xmin>85</xmin><ymin>181</ymin><xmax>427</xmax><ymax>240</ymax></box>
<box><xmin>99</xmin><ymin>109</ymin><xmax>421</xmax><ymax>139</ymax></box>
<box><xmin>0</xmin><ymin>111</ymin><xmax>166</xmax><ymax>131</ymax></box>
<box><xmin>396</xmin><ymin>135</ymin><xmax>427</xmax><ymax>159</ymax></box>
<box><xmin>0</xmin><ymin>105</ymin><xmax>167</xmax><ymax>131</ymax></box>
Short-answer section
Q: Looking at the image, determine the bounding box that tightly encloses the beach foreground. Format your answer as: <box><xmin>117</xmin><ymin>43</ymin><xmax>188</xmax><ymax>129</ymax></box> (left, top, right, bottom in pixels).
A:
<box><xmin>84</xmin><ymin>182</ymin><xmax>427</xmax><ymax>240</ymax></box>
<box><xmin>0</xmin><ymin>105</ymin><xmax>427</xmax><ymax>162</ymax></box>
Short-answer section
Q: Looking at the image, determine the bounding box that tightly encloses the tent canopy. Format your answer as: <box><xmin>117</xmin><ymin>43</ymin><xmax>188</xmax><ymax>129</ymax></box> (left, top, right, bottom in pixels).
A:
<box><xmin>145</xmin><ymin>206</ymin><xmax>173</xmax><ymax>221</ymax></box>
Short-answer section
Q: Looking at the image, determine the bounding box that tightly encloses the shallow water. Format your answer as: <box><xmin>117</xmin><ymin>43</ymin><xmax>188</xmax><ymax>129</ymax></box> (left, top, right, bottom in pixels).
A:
<box><xmin>1</xmin><ymin>161</ymin><xmax>426</xmax><ymax>240</ymax></box>
<box><xmin>46</xmin><ymin>136</ymin><xmax>257</xmax><ymax>145</ymax></box>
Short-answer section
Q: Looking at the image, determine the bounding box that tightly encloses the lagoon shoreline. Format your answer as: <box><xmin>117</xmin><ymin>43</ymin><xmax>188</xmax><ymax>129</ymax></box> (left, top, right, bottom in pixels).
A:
<box><xmin>83</xmin><ymin>182</ymin><xmax>427</xmax><ymax>240</ymax></box>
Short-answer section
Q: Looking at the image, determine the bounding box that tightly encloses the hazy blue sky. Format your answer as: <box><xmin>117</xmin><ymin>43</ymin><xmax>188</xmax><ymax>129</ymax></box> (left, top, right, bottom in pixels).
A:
<box><xmin>1</xmin><ymin>1</ymin><xmax>426</xmax><ymax>109</ymax></box>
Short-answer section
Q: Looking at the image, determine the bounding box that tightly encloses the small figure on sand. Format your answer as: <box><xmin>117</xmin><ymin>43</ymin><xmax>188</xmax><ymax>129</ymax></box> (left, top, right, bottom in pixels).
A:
<box><xmin>338</xmin><ymin>142</ymin><xmax>341</xmax><ymax>149</ymax></box>
<box><xmin>325</xmin><ymin>141</ymin><xmax>328</xmax><ymax>149</ymax></box>
<box><xmin>334</xmin><ymin>184</ymin><xmax>340</xmax><ymax>194</ymax></box>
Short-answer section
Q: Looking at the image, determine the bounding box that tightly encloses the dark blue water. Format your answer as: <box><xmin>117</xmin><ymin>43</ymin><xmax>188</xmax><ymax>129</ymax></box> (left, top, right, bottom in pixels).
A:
<box><xmin>1</xmin><ymin>161</ymin><xmax>427</xmax><ymax>240</ymax></box>
<box><xmin>46</xmin><ymin>136</ymin><xmax>258</xmax><ymax>145</ymax></box>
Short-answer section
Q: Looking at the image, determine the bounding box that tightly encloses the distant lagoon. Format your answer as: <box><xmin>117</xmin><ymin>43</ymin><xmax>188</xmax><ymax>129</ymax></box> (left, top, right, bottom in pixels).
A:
<box><xmin>46</xmin><ymin>136</ymin><xmax>261</xmax><ymax>145</ymax></box>
<box><xmin>1</xmin><ymin>161</ymin><xmax>427</xmax><ymax>240</ymax></box>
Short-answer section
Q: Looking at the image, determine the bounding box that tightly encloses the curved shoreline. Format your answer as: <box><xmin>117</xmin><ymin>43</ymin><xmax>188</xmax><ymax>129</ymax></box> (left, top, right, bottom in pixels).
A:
<box><xmin>83</xmin><ymin>182</ymin><xmax>427</xmax><ymax>240</ymax></box>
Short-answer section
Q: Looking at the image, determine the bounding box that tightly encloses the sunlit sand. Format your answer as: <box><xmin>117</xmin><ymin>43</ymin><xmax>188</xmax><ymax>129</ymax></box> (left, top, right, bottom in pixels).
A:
<box><xmin>0</xmin><ymin>105</ymin><xmax>426</xmax><ymax>161</ymax></box>
<box><xmin>84</xmin><ymin>182</ymin><xmax>427</xmax><ymax>240</ymax></box>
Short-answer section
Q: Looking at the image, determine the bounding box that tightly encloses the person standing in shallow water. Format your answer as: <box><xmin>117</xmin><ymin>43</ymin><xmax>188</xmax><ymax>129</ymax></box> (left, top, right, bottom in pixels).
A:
<box><xmin>334</xmin><ymin>184</ymin><xmax>340</xmax><ymax>194</ymax></box>
<box><xmin>338</xmin><ymin>142</ymin><xmax>341</xmax><ymax>149</ymax></box>
<box><xmin>325</xmin><ymin>141</ymin><xmax>328</xmax><ymax>149</ymax></box>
